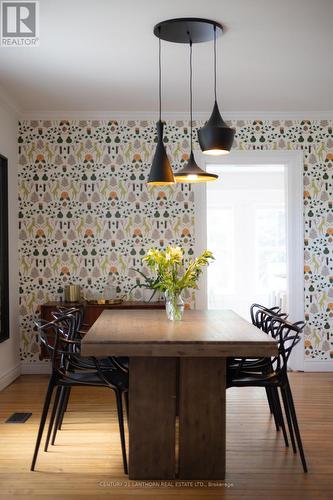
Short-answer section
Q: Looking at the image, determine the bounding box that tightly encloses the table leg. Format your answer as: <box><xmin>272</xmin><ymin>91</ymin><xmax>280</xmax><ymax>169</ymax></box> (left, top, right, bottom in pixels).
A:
<box><xmin>129</xmin><ymin>357</ymin><xmax>177</xmax><ymax>479</ymax></box>
<box><xmin>179</xmin><ymin>357</ymin><xmax>226</xmax><ymax>479</ymax></box>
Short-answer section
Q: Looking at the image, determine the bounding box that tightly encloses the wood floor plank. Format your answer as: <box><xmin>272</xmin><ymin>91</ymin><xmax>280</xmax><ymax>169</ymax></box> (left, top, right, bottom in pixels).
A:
<box><xmin>0</xmin><ymin>373</ymin><xmax>332</xmax><ymax>498</ymax></box>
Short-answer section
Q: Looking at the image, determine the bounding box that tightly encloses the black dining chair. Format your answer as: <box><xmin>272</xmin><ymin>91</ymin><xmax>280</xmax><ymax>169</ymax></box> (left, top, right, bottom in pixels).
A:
<box><xmin>228</xmin><ymin>304</ymin><xmax>289</xmax><ymax>441</ymax></box>
<box><xmin>46</xmin><ymin>309</ymin><xmax>94</xmax><ymax>445</ymax></box>
<box><xmin>227</xmin><ymin>316</ymin><xmax>307</xmax><ymax>472</ymax></box>
<box><xmin>47</xmin><ymin>307</ymin><xmax>129</xmax><ymax>443</ymax></box>
<box><xmin>31</xmin><ymin>316</ymin><xmax>129</xmax><ymax>473</ymax></box>
<box><xmin>49</xmin><ymin>307</ymin><xmax>100</xmax><ymax>437</ymax></box>
<box><xmin>249</xmin><ymin>303</ymin><xmax>289</xmax><ymax>434</ymax></box>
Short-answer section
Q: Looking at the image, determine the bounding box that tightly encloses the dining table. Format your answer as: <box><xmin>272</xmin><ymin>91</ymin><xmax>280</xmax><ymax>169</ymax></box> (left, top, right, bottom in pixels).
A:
<box><xmin>81</xmin><ymin>309</ymin><xmax>278</xmax><ymax>480</ymax></box>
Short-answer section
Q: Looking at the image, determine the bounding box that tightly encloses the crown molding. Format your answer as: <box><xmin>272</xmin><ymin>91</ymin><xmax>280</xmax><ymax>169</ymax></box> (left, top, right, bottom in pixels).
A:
<box><xmin>19</xmin><ymin>109</ymin><xmax>333</xmax><ymax>122</ymax></box>
<box><xmin>0</xmin><ymin>85</ymin><xmax>20</xmax><ymax>115</ymax></box>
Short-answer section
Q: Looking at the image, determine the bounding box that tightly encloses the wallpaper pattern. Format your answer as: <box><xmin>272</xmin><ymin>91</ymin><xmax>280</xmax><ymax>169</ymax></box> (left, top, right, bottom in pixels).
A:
<box><xmin>18</xmin><ymin>119</ymin><xmax>333</xmax><ymax>364</ymax></box>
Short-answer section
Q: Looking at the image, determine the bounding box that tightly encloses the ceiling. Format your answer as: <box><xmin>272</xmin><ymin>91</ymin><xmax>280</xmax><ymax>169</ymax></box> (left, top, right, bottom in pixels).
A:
<box><xmin>0</xmin><ymin>0</ymin><xmax>332</xmax><ymax>114</ymax></box>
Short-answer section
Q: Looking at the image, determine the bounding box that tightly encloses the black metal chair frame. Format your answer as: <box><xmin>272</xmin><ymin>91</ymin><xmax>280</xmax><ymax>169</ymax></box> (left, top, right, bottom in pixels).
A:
<box><xmin>228</xmin><ymin>315</ymin><xmax>307</xmax><ymax>472</ymax></box>
<box><xmin>31</xmin><ymin>316</ymin><xmax>129</xmax><ymax>474</ymax></box>
<box><xmin>47</xmin><ymin>308</ymin><xmax>129</xmax><ymax>443</ymax></box>
<box><xmin>229</xmin><ymin>304</ymin><xmax>289</xmax><ymax>438</ymax></box>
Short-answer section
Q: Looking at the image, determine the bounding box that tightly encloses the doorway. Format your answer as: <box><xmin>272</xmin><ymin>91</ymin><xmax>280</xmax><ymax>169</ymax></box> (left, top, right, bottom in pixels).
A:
<box><xmin>207</xmin><ymin>164</ymin><xmax>286</xmax><ymax>318</ymax></box>
<box><xmin>194</xmin><ymin>151</ymin><xmax>304</xmax><ymax>370</ymax></box>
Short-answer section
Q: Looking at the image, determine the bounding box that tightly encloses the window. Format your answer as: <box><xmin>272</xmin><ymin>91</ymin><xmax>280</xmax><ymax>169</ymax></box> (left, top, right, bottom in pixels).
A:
<box><xmin>207</xmin><ymin>206</ymin><xmax>234</xmax><ymax>303</ymax></box>
<box><xmin>255</xmin><ymin>206</ymin><xmax>286</xmax><ymax>295</ymax></box>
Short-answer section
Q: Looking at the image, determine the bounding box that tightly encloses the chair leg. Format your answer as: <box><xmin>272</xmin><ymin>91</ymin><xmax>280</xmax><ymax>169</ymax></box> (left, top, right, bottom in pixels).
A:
<box><xmin>115</xmin><ymin>389</ymin><xmax>128</xmax><ymax>475</ymax></box>
<box><xmin>265</xmin><ymin>387</ymin><xmax>274</xmax><ymax>415</ymax></box>
<box><xmin>269</xmin><ymin>386</ymin><xmax>281</xmax><ymax>432</ymax></box>
<box><xmin>31</xmin><ymin>377</ymin><xmax>55</xmax><ymax>471</ymax></box>
<box><xmin>51</xmin><ymin>387</ymin><xmax>66</xmax><ymax>445</ymax></box>
<box><xmin>263</xmin><ymin>367</ymin><xmax>278</xmax><ymax>424</ymax></box>
<box><xmin>286</xmin><ymin>382</ymin><xmax>308</xmax><ymax>472</ymax></box>
<box><xmin>58</xmin><ymin>387</ymin><xmax>71</xmax><ymax>430</ymax></box>
<box><xmin>280</xmin><ymin>385</ymin><xmax>297</xmax><ymax>453</ymax></box>
<box><xmin>271</xmin><ymin>387</ymin><xmax>289</xmax><ymax>447</ymax></box>
<box><xmin>44</xmin><ymin>386</ymin><xmax>61</xmax><ymax>452</ymax></box>
<box><xmin>124</xmin><ymin>391</ymin><xmax>129</xmax><ymax>427</ymax></box>
<box><xmin>266</xmin><ymin>386</ymin><xmax>280</xmax><ymax>432</ymax></box>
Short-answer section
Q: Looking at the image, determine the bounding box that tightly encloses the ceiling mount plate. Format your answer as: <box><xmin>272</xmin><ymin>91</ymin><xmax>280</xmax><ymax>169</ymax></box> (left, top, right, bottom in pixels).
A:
<box><xmin>154</xmin><ymin>18</ymin><xmax>223</xmax><ymax>44</ymax></box>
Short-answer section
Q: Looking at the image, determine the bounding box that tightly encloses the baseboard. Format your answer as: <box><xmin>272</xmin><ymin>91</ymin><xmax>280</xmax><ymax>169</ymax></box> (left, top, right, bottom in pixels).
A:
<box><xmin>21</xmin><ymin>361</ymin><xmax>51</xmax><ymax>374</ymax></box>
<box><xmin>0</xmin><ymin>363</ymin><xmax>21</xmax><ymax>391</ymax></box>
<box><xmin>304</xmin><ymin>360</ymin><xmax>333</xmax><ymax>372</ymax></box>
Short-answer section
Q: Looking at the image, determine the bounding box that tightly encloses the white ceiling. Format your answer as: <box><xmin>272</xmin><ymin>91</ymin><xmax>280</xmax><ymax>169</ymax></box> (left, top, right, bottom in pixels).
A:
<box><xmin>0</xmin><ymin>0</ymin><xmax>332</xmax><ymax>114</ymax></box>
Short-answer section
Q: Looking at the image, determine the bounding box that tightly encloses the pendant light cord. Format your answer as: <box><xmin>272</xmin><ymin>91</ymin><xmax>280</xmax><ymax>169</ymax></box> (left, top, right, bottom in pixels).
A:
<box><xmin>158</xmin><ymin>33</ymin><xmax>162</xmax><ymax>122</ymax></box>
<box><xmin>189</xmin><ymin>38</ymin><xmax>193</xmax><ymax>153</ymax></box>
<box><xmin>214</xmin><ymin>24</ymin><xmax>217</xmax><ymax>102</ymax></box>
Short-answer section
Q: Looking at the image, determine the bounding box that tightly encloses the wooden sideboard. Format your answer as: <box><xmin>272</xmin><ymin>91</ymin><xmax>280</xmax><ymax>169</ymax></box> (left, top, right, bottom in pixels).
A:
<box><xmin>39</xmin><ymin>300</ymin><xmax>165</xmax><ymax>360</ymax></box>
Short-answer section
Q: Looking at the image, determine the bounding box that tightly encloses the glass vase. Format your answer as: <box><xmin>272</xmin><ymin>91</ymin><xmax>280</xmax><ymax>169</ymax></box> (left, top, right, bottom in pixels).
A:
<box><xmin>165</xmin><ymin>291</ymin><xmax>184</xmax><ymax>321</ymax></box>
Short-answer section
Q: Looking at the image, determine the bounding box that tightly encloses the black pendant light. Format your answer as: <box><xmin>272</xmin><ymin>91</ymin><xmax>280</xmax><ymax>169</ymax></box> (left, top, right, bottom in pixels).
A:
<box><xmin>198</xmin><ymin>25</ymin><xmax>235</xmax><ymax>155</ymax></box>
<box><xmin>174</xmin><ymin>40</ymin><xmax>218</xmax><ymax>183</ymax></box>
<box><xmin>147</xmin><ymin>34</ymin><xmax>175</xmax><ymax>185</ymax></box>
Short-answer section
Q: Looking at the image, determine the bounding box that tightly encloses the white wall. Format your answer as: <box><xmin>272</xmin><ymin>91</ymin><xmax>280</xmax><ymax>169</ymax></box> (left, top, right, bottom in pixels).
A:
<box><xmin>0</xmin><ymin>94</ymin><xmax>20</xmax><ymax>390</ymax></box>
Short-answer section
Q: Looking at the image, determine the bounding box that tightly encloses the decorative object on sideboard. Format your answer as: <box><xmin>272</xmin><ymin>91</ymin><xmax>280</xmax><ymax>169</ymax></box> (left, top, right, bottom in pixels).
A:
<box><xmin>87</xmin><ymin>298</ymin><xmax>124</xmax><ymax>305</ymax></box>
<box><xmin>103</xmin><ymin>282</ymin><xmax>118</xmax><ymax>302</ymax></box>
<box><xmin>64</xmin><ymin>284</ymin><xmax>81</xmax><ymax>303</ymax></box>
<box><xmin>142</xmin><ymin>246</ymin><xmax>215</xmax><ymax>320</ymax></box>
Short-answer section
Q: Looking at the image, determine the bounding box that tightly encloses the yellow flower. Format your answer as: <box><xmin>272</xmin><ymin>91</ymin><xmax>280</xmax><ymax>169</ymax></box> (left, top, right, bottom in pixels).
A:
<box><xmin>166</xmin><ymin>245</ymin><xmax>183</xmax><ymax>262</ymax></box>
<box><xmin>142</xmin><ymin>246</ymin><xmax>214</xmax><ymax>295</ymax></box>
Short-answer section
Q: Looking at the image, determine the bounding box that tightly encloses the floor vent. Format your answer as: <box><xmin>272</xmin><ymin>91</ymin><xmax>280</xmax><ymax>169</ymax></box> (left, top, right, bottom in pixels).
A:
<box><xmin>5</xmin><ymin>413</ymin><xmax>32</xmax><ymax>423</ymax></box>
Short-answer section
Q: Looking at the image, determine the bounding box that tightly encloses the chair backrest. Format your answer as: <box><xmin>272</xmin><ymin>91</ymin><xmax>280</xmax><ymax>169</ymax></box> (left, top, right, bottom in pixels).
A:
<box><xmin>53</xmin><ymin>304</ymin><xmax>85</xmax><ymax>333</ymax></box>
<box><xmin>51</xmin><ymin>308</ymin><xmax>81</xmax><ymax>340</ymax></box>
<box><xmin>250</xmin><ymin>303</ymin><xmax>280</xmax><ymax>328</ymax></box>
<box><xmin>250</xmin><ymin>303</ymin><xmax>287</xmax><ymax>334</ymax></box>
<box><xmin>34</xmin><ymin>314</ymin><xmax>80</xmax><ymax>375</ymax></box>
<box><xmin>265</xmin><ymin>316</ymin><xmax>305</xmax><ymax>373</ymax></box>
<box><xmin>34</xmin><ymin>314</ymin><xmax>124</xmax><ymax>388</ymax></box>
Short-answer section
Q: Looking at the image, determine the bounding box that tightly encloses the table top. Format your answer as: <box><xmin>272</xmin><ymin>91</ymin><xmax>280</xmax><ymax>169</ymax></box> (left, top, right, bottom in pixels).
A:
<box><xmin>81</xmin><ymin>309</ymin><xmax>278</xmax><ymax>358</ymax></box>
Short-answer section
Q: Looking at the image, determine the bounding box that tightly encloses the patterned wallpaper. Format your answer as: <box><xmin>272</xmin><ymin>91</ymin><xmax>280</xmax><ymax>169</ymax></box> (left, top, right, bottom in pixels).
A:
<box><xmin>18</xmin><ymin>119</ymin><xmax>333</xmax><ymax>364</ymax></box>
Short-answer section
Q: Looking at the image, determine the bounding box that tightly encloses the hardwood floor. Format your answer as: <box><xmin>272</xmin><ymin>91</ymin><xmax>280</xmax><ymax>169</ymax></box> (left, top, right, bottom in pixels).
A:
<box><xmin>0</xmin><ymin>373</ymin><xmax>332</xmax><ymax>499</ymax></box>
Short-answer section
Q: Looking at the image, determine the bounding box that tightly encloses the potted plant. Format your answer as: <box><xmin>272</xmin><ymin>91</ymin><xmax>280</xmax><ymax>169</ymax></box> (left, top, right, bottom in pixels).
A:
<box><xmin>142</xmin><ymin>245</ymin><xmax>214</xmax><ymax>320</ymax></box>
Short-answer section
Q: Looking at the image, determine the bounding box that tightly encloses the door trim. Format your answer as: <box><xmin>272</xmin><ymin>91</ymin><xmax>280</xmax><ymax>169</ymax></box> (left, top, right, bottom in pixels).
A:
<box><xmin>193</xmin><ymin>150</ymin><xmax>304</xmax><ymax>371</ymax></box>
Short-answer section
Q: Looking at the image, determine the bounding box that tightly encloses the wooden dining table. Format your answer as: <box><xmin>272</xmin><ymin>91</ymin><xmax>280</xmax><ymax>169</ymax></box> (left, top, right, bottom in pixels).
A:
<box><xmin>81</xmin><ymin>309</ymin><xmax>278</xmax><ymax>480</ymax></box>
